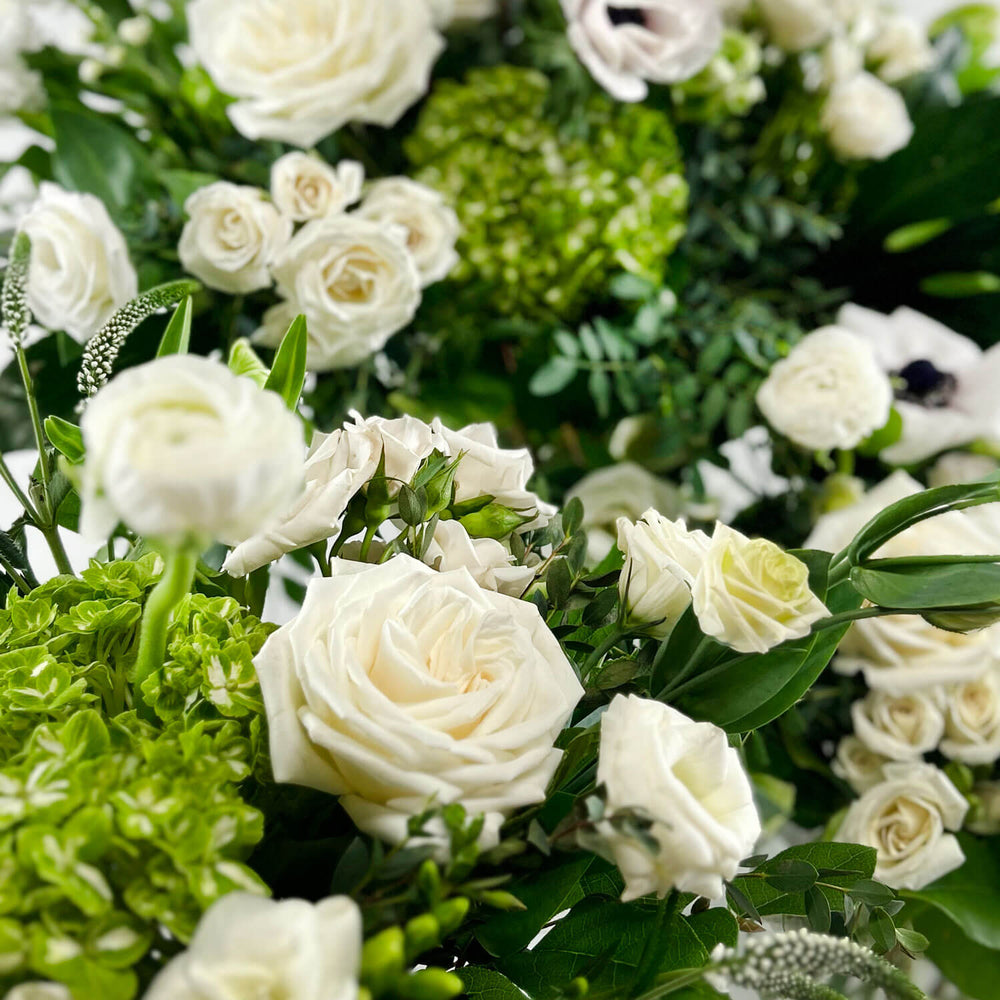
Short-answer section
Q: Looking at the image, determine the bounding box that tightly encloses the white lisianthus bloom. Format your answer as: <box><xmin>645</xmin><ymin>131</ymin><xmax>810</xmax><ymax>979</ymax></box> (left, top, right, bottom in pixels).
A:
<box><xmin>561</xmin><ymin>0</ymin><xmax>724</xmax><ymax>102</ymax></box>
<box><xmin>755</xmin><ymin>326</ymin><xmax>893</xmax><ymax>452</ymax></box>
<box><xmin>80</xmin><ymin>355</ymin><xmax>304</xmax><ymax>544</ymax></box>
<box><xmin>270</xmin><ymin>153</ymin><xmax>364</xmax><ymax>222</ymax></box>
<box><xmin>837</xmin><ymin>762</ymin><xmax>968</xmax><ymax>890</ymax></box>
<box><xmin>422</xmin><ymin>519</ymin><xmax>535</xmax><ymax>597</ymax></box>
<box><xmin>3</xmin><ymin>986</ymin><xmax>72</xmax><ymax>1000</ymax></box>
<box><xmin>821</xmin><ymin>72</ymin><xmax>914</xmax><ymax>161</ymax></box>
<box><xmin>832</xmin><ymin>735</ymin><xmax>889</xmax><ymax>794</ymax></box>
<box><xmin>940</xmin><ymin>668</ymin><xmax>1000</xmax><ymax>765</ymax></box>
<box><xmin>837</xmin><ymin>303</ymin><xmax>1000</xmax><ymax>464</ymax></box>
<box><xmin>223</xmin><ymin>412</ymin><xmax>438</xmax><ymax>577</ymax></box>
<box><xmin>356</xmin><ymin>177</ymin><xmax>460</xmax><ymax>287</ymax></box>
<box><xmin>144</xmin><ymin>893</ymin><xmax>360</xmax><ymax>1000</ymax></box>
<box><xmin>254</xmin><ymin>216</ymin><xmax>421</xmax><ymax>370</ymax></box>
<box><xmin>850</xmin><ymin>689</ymin><xmax>945</xmax><ymax>761</ymax></box>
<box><xmin>254</xmin><ymin>557</ymin><xmax>584</xmax><ymax>847</ymax></box>
<box><xmin>757</xmin><ymin>0</ymin><xmax>835</xmax><ymax>51</ymax></box>
<box><xmin>178</xmin><ymin>182</ymin><xmax>291</xmax><ymax>294</ymax></box>
<box><xmin>869</xmin><ymin>14</ymin><xmax>935</xmax><ymax>83</ymax></box>
<box><xmin>19</xmin><ymin>183</ymin><xmax>137</xmax><ymax>343</ymax></box>
<box><xmin>593</xmin><ymin>694</ymin><xmax>761</xmax><ymax>901</ymax></box>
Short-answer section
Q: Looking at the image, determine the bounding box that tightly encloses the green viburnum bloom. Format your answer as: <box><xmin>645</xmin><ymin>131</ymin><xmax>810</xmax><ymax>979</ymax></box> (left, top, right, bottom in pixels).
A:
<box><xmin>672</xmin><ymin>30</ymin><xmax>766</xmax><ymax>124</ymax></box>
<box><xmin>407</xmin><ymin>65</ymin><xmax>689</xmax><ymax>322</ymax></box>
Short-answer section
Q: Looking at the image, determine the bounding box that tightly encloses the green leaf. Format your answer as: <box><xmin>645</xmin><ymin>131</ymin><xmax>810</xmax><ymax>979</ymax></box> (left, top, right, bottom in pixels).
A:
<box><xmin>547</xmin><ymin>558</ymin><xmax>572</xmax><ymax>610</ymax></box>
<box><xmin>869</xmin><ymin>907</ymin><xmax>897</xmax><ymax>953</ymax></box>
<box><xmin>156</xmin><ymin>296</ymin><xmax>194</xmax><ymax>357</ymax></box>
<box><xmin>851</xmin><ymin>559</ymin><xmax>1000</xmax><ymax>610</ymax></box>
<box><xmin>228</xmin><ymin>338</ymin><xmax>269</xmax><ymax>388</ymax></box>
<box><xmin>459</xmin><ymin>967</ymin><xmax>528</xmax><ymax>1000</ymax></box>
<box><xmin>805</xmin><ymin>886</ymin><xmax>832</xmax><ymax>933</ymax></box>
<box><xmin>765</xmin><ymin>860</ymin><xmax>818</xmax><ymax>893</ymax></box>
<box><xmin>263</xmin><ymin>314</ymin><xmax>308</xmax><ymax>410</ymax></box>
<box><xmin>916</xmin><ymin>906</ymin><xmax>999</xmax><ymax>1000</ymax></box>
<box><xmin>44</xmin><ymin>416</ymin><xmax>85</xmax><ymax>464</ymax></box>
<box><xmin>530</xmin><ymin>357</ymin><xmax>577</xmax><ymax>396</ymax></box>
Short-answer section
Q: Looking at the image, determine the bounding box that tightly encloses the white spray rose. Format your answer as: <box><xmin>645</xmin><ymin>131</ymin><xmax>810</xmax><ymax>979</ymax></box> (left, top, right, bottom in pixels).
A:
<box><xmin>755</xmin><ymin>326</ymin><xmax>893</xmax><ymax>452</ymax></box>
<box><xmin>80</xmin><ymin>355</ymin><xmax>304</xmax><ymax>544</ymax></box>
<box><xmin>593</xmin><ymin>694</ymin><xmax>761</xmax><ymax>901</ymax></box>
<box><xmin>838</xmin><ymin>762</ymin><xmax>968</xmax><ymax>890</ymax></box>
<box><xmin>940</xmin><ymin>668</ymin><xmax>1000</xmax><ymax>765</ymax></box>
<box><xmin>820</xmin><ymin>36</ymin><xmax>864</xmax><ymax>87</ymax></box>
<box><xmin>255</xmin><ymin>216</ymin><xmax>421</xmax><ymax>371</ymax></box>
<box><xmin>850</xmin><ymin>689</ymin><xmax>945</xmax><ymax>761</ymax></box>
<box><xmin>832</xmin><ymin>735</ymin><xmax>888</xmax><ymax>794</ymax></box>
<box><xmin>869</xmin><ymin>14</ymin><xmax>935</xmax><ymax>83</ymax></box>
<box><xmin>422</xmin><ymin>519</ymin><xmax>535</xmax><ymax>597</ymax></box>
<box><xmin>19</xmin><ymin>183</ymin><xmax>137</xmax><ymax>343</ymax></box>
<box><xmin>270</xmin><ymin>153</ymin><xmax>364</xmax><ymax>222</ymax></box>
<box><xmin>757</xmin><ymin>0</ymin><xmax>835</xmax><ymax>51</ymax></box>
<box><xmin>254</xmin><ymin>557</ymin><xmax>583</xmax><ymax>847</ymax></box>
<box><xmin>356</xmin><ymin>177</ymin><xmax>460</xmax><ymax>287</ymax></box>
<box><xmin>561</xmin><ymin>0</ymin><xmax>724</xmax><ymax>103</ymax></box>
<box><xmin>178</xmin><ymin>182</ymin><xmax>291</xmax><ymax>294</ymax></box>
<box><xmin>821</xmin><ymin>72</ymin><xmax>914</xmax><ymax>161</ymax></box>
<box><xmin>145</xmin><ymin>893</ymin><xmax>360</xmax><ymax>1000</ymax></box>
<box><xmin>187</xmin><ymin>0</ymin><xmax>443</xmax><ymax>147</ymax></box>
<box><xmin>3</xmin><ymin>986</ymin><xmax>72</xmax><ymax>1000</ymax></box>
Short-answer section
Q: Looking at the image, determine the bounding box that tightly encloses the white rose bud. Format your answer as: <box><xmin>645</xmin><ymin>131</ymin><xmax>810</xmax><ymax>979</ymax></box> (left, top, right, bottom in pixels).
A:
<box><xmin>188</xmin><ymin>0</ymin><xmax>443</xmax><ymax>147</ymax></box>
<box><xmin>832</xmin><ymin>735</ymin><xmax>889</xmax><ymax>794</ymax></box>
<box><xmin>593</xmin><ymin>694</ymin><xmax>761</xmax><ymax>901</ymax></box>
<box><xmin>757</xmin><ymin>0</ymin><xmax>835</xmax><ymax>51</ymax></box>
<box><xmin>850</xmin><ymin>689</ymin><xmax>945</xmax><ymax>761</ymax></box>
<box><xmin>356</xmin><ymin>177</ymin><xmax>460</xmax><ymax>287</ymax></box>
<box><xmin>838</xmin><ymin>762</ymin><xmax>968</xmax><ymax>890</ymax></box>
<box><xmin>940</xmin><ymin>668</ymin><xmax>1000</xmax><ymax>765</ymax></box>
<box><xmin>80</xmin><ymin>355</ymin><xmax>304</xmax><ymax>545</ymax></box>
<box><xmin>178</xmin><ymin>181</ymin><xmax>291</xmax><ymax>294</ymax></box>
<box><xmin>756</xmin><ymin>326</ymin><xmax>893</xmax><ymax>452</ymax></box>
<box><xmin>145</xmin><ymin>893</ymin><xmax>360</xmax><ymax>1000</ymax></box>
<box><xmin>254</xmin><ymin>556</ymin><xmax>584</xmax><ymax>847</ymax></box>
<box><xmin>270</xmin><ymin>153</ymin><xmax>364</xmax><ymax>222</ymax></box>
<box><xmin>821</xmin><ymin>72</ymin><xmax>914</xmax><ymax>161</ymax></box>
<box><xmin>561</xmin><ymin>0</ymin><xmax>724</xmax><ymax>102</ymax></box>
<box><xmin>422</xmin><ymin>519</ymin><xmax>535</xmax><ymax>597</ymax></box>
<box><xmin>869</xmin><ymin>14</ymin><xmax>935</xmax><ymax>83</ymax></box>
<box><xmin>254</xmin><ymin>216</ymin><xmax>421</xmax><ymax>371</ymax></box>
<box><xmin>19</xmin><ymin>183</ymin><xmax>137</xmax><ymax>343</ymax></box>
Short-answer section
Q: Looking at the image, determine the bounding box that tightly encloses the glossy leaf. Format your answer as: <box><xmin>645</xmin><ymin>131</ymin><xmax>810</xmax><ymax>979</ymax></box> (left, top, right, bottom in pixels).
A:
<box><xmin>263</xmin><ymin>314</ymin><xmax>308</xmax><ymax>410</ymax></box>
<box><xmin>156</xmin><ymin>297</ymin><xmax>194</xmax><ymax>357</ymax></box>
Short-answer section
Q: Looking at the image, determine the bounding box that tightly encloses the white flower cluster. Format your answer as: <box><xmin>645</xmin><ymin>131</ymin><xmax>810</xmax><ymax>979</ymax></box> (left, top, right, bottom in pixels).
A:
<box><xmin>0</xmin><ymin>0</ymin><xmax>45</xmax><ymax>117</ymax></box>
<box><xmin>178</xmin><ymin>156</ymin><xmax>459</xmax><ymax>370</ymax></box>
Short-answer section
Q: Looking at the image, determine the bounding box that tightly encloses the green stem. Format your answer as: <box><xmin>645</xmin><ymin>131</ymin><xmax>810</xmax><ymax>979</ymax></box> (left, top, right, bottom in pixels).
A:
<box><xmin>359</xmin><ymin>524</ymin><xmax>378</xmax><ymax>562</ymax></box>
<box><xmin>655</xmin><ymin>636</ymin><xmax>714</xmax><ymax>702</ymax></box>
<box><xmin>836</xmin><ymin>449</ymin><xmax>855</xmax><ymax>476</ymax></box>
<box><xmin>810</xmin><ymin>606</ymin><xmax>931</xmax><ymax>632</ymax></box>
<box><xmin>0</xmin><ymin>552</ymin><xmax>32</xmax><ymax>594</ymax></box>
<box><xmin>582</xmin><ymin>628</ymin><xmax>631</xmax><ymax>682</ymax></box>
<box><xmin>39</xmin><ymin>523</ymin><xmax>73</xmax><ymax>577</ymax></box>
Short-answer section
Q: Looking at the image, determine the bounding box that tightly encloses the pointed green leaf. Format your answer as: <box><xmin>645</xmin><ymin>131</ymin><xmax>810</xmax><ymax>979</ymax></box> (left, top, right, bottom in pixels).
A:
<box><xmin>156</xmin><ymin>296</ymin><xmax>194</xmax><ymax>357</ymax></box>
<box><xmin>228</xmin><ymin>338</ymin><xmax>269</xmax><ymax>388</ymax></box>
<box><xmin>263</xmin><ymin>314</ymin><xmax>308</xmax><ymax>410</ymax></box>
<box><xmin>44</xmin><ymin>416</ymin><xmax>85</xmax><ymax>464</ymax></box>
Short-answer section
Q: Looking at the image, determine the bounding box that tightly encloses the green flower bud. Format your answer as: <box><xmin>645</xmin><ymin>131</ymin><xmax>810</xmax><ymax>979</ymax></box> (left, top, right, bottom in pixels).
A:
<box><xmin>477</xmin><ymin>890</ymin><xmax>527</xmax><ymax>912</ymax></box>
<box><xmin>404</xmin><ymin>914</ymin><xmax>441</xmax><ymax>962</ymax></box>
<box><xmin>431</xmin><ymin>897</ymin><xmax>470</xmax><ymax>937</ymax></box>
<box><xmin>397</xmin><ymin>968</ymin><xmax>465</xmax><ymax>1000</ymax></box>
<box><xmin>417</xmin><ymin>859</ymin><xmax>442</xmax><ymax>902</ymax></box>
<box><xmin>361</xmin><ymin>927</ymin><xmax>406</xmax><ymax>998</ymax></box>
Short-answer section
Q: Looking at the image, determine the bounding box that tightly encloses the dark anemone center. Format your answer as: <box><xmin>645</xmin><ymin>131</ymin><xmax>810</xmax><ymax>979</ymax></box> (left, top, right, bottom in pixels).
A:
<box><xmin>896</xmin><ymin>359</ymin><xmax>957</xmax><ymax>407</ymax></box>
<box><xmin>608</xmin><ymin>6</ymin><xmax>647</xmax><ymax>27</ymax></box>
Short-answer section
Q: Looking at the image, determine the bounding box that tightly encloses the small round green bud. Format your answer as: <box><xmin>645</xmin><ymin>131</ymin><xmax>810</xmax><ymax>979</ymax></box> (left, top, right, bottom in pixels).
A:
<box><xmin>397</xmin><ymin>968</ymin><xmax>465</xmax><ymax>1000</ymax></box>
<box><xmin>404</xmin><ymin>914</ymin><xmax>441</xmax><ymax>961</ymax></box>
<box><xmin>361</xmin><ymin>927</ymin><xmax>406</xmax><ymax>998</ymax></box>
<box><xmin>432</xmin><ymin>897</ymin><xmax>470</xmax><ymax>936</ymax></box>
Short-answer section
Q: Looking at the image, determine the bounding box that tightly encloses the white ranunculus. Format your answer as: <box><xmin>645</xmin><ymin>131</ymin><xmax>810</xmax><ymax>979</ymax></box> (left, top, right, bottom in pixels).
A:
<box><xmin>755</xmin><ymin>326</ymin><xmax>893</xmax><ymax>452</ymax></box>
<box><xmin>837</xmin><ymin>303</ymin><xmax>1000</xmax><ymax>464</ymax></box>
<box><xmin>837</xmin><ymin>762</ymin><xmax>968</xmax><ymax>890</ymax></box>
<box><xmin>80</xmin><ymin>355</ymin><xmax>304</xmax><ymax>544</ymax></box>
<box><xmin>144</xmin><ymin>893</ymin><xmax>360</xmax><ymax>1000</ymax></box>
<box><xmin>19</xmin><ymin>183</ymin><xmax>137</xmax><ymax>343</ymax></box>
<box><xmin>832</xmin><ymin>735</ymin><xmax>889</xmax><ymax>794</ymax></box>
<box><xmin>869</xmin><ymin>14</ymin><xmax>935</xmax><ymax>83</ymax></box>
<box><xmin>3</xmin><ymin>986</ymin><xmax>72</xmax><ymax>1000</ymax></box>
<box><xmin>255</xmin><ymin>556</ymin><xmax>584</xmax><ymax>847</ymax></box>
<box><xmin>187</xmin><ymin>0</ymin><xmax>443</xmax><ymax>147</ymax></box>
<box><xmin>178</xmin><ymin>181</ymin><xmax>290</xmax><ymax>294</ymax></box>
<box><xmin>821</xmin><ymin>71</ymin><xmax>914</xmax><ymax>161</ymax></box>
<box><xmin>423</xmin><ymin>519</ymin><xmax>534</xmax><ymax>597</ymax></box>
<box><xmin>356</xmin><ymin>177</ymin><xmax>460</xmax><ymax>287</ymax></box>
<box><xmin>254</xmin><ymin>216</ymin><xmax>421</xmax><ymax>371</ymax></box>
<box><xmin>223</xmin><ymin>412</ymin><xmax>438</xmax><ymax>577</ymax></box>
<box><xmin>850</xmin><ymin>689</ymin><xmax>945</xmax><ymax>761</ymax></box>
<box><xmin>757</xmin><ymin>0</ymin><xmax>835</xmax><ymax>51</ymax></box>
<box><xmin>561</xmin><ymin>0</ymin><xmax>724</xmax><ymax>102</ymax></box>
<box><xmin>693</xmin><ymin>523</ymin><xmax>828</xmax><ymax>654</ymax></box>
<box><xmin>940</xmin><ymin>668</ymin><xmax>1000</xmax><ymax>765</ymax></box>
<box><xmin>270</xmin><ymin>153</ymin><xmax>364</xmax><ymax>222</ymax></box>
<box><xmin>594</xmin><ymin>694</ymin><xmax>761</xmax><ymax>901</ymax></box>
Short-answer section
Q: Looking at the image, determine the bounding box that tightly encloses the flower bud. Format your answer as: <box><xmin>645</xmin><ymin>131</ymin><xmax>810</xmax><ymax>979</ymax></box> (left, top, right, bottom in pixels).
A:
<box><xmin>360</xmin><ymin>928</ymin><xmax>406</xmax><ymax>998</ymax></box>
<box><xmin>397</xmin><ymin>969</ymin><xmax>464</xmax><ymax>1000</ymax></box>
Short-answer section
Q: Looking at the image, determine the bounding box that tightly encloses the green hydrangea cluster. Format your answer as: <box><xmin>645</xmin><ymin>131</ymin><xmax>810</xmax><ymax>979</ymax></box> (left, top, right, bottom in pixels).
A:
<box><xmin>672</xmin><ymin>30</ymin><xmax>767</xmax><ymax>124</ymax></box>
<box><xmin>407</xmin><ymin>65</ymin><xmax>689</xmax><ymax>322</ymax></box>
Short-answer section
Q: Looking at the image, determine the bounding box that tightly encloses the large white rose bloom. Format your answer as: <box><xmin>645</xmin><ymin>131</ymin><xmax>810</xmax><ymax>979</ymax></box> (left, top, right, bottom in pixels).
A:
<box><xmin>145</xmin><ymin>893</ymin><xmax>361</xmax><ymax>1000</ymax></box>
<box><xmin>850</xmin><ymin>689</ymin><xmax>945</xmax><ymax>761</ymax></box>
<box><xmin>254</xmin><ymin>557</ymin><xmax>584</xmax><ymax>847</ymax></box>
<box><xmin>832</xmin><ymin>735</ymin><xmax>888</xmax><ymax>794</ymax></box>
<box><xmin>254</xmin><ymin>216</ymin><xmax>421</xmax><ymax>370</ymax></box>
<box><xmin>270</xmin><ymin>152</ymin><xmax>364</xmax><ymax>222</ymax></box>
<box><xmin>178</xmin><ymin>181</ymin><xmax>291</xmax><ymax>294</ymax></box>
<box><xmin>821</xmin><ymin>72</ymin><xmax>914</xmax><ymax>161</ymax></box>
<box><xmin>19</xmin><ymin>183</ymin><xmax>137</xmax><ymax>343</ymax></box>
<box><xmin>80</xmin><ymin>355</ymin><xmax>304</xmax><ymax>544</ymax></box>
<box><xmin>757</xmin><ymin>0</ymin><xmax>835</xmax><ymax>51</ymax></box>
<box><xmin>940</xmin><ymin>668</ymin><xmax>1000</xmax><ymax>765</ymax></box>
<box><xmin>561</xmin><ymin>0</ymin><xmax>724</xmax><ymax>102</ymax></box>
<box><xmin>593</xmin><ymin>695</ymin><xmax>760</xmax><ymax>901</ymax></box>
<box><xmin>838</xmin><ymin>762</ymin><xmax>968</xmax><ymax>890</ymax></box>
<box><xmin>422</xmin><ymin>519</ymin><xmax>535</xmax><ymax>597</ymax></box>
<box><xmin>187</xmin><ymin>0</ymin><xmax>444</xmax><ymax>147</ymax></box>
<box><xmin>755</xmin><ymin>326</ymin><xmax>893</xmax><ymax>452</ymax></box>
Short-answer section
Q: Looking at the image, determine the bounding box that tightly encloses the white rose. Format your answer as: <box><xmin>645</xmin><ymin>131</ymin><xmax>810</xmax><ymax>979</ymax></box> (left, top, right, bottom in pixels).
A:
<box><xmin>929</xmin><ymin>452</ymin><xmax>1000</xmax><ymax>488</ymax></box>
<box><xmin>820</xmin><ymin>36</ymin><xmax>864</xmax><ymax>87</ymax></box>
<box><xmin>0</xmin><ymin>0</ymin><xmax>33</xmax><ymax>57</ymax></box>
<box><xmin>254</xmin><ymin>216</ymin><xmax>421</xmax><ymax>371</ymax></box>
<box><xmin>821</xmin><ymin>72</ymin><xmax>914</xmax><ymax>161</ymax></box>
<box><xmin>19</xmin><ymin>183</ymin><xmax>137</xmax><ymax>343</ymax></box>
<box><xmin>3</xmin><ymin>986</ymin><xmax>72</xmax><ymax>1000</ymax></box>
<box><xmin>693</xmin><ymin>523</ymin><xmax>828</xmax><ymax>654</ymax></box>
<box><xmin>593</xmin><ymin>694</ymin><xmax>761</xmax><ymax>900</ymax></box>
<box><xmin>832</xmin><ymin>735</ymin><xmax>889</xmax><ymax>794</ymax></box>
<box><xmin>270</xmin><ymin>153</ymin><xmax>364</xmax><ymax>222</ymax></box>
<box><xmin>869</xmin><ymin>14</ymin><xmax>935</xmax><ymax>83</ymax></box>
<box><xmin>178</xmin><ymin>181</ymin><xmax>291</xmax><ymax>294</ymax></box>
<box><xmin>0</xmin><ymin>56</ymin><xmax>43</xmax><ymax>115</ymax></box>
<box><xmin>940</xmin><ymin>668</ymin><xmax>1000</xmax><ymax>765</ymax></box>
<box><xmin>423</xmin><ymin>519</ymin><xmax>535</xmax><ymax>597</ymax></box>
<box><xmin>356</xmin><ymin>177</ymin><xmax>460</xmax><ymax>287</ymax></box>
<box><xmin>561</xmin><ymin>0</ymin><xmax>724</xmax><ymax>103</ymax></box>
<box><xmin>254</xmin><ymin>556</ymin><xmax>584</xmax><ymax>846</ymax></box>
<box><xmin>145</xmin><ymin>893</ymin><xmax>360</xmax><ymax>1000</ymax></box>
<box><xmin>850</xmin><ymin>689</ymin><xmax>945</xmax><ymax>761</ymax></box>
<box><xmin>837</xmin><ymin>762</ymin><xmax>968</xmax><ymax>890</ymax></box>
<box><xmin>223</xmin><ymin>412</ymin><xmax>439</xmax><ymax>577</ymax></box>
<box><xmin>187</xmin><ymin>0</ymin><xmax>443</xmax><ymax>147</ymax></box>
<box><xmin>757</xmin><ymin>0</ymin><xmax>835</xmax><ymax>51</ymax></box>
<box><xmin>755</xmin><ymin>326</ymin><xmax>893</xmax><ymax>452</ymax></box>
<box><xmin>80</xmin><ymin>355</ymin><xmax>304</xmax><ymax>544</ymax></box>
